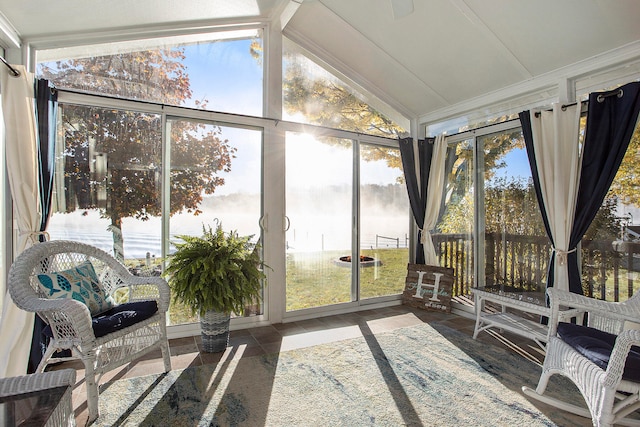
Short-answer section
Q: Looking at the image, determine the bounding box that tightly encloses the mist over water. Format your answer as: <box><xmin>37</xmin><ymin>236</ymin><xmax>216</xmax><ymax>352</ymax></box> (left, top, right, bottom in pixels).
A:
<box><xmin>47</xmin><ymin>198</ymin><xmax>262</xmax><ymax>259</ymax></box>
<box><xmin>48</xmin><ymin>185</ymin><xmax>410</xmax><ymax>259</ymax></box>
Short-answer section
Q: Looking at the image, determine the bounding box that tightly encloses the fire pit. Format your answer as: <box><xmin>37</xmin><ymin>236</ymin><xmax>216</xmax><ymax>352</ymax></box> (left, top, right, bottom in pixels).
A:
<box><xmin>333</xmin><ymin>255</ymin><xmax>382</xmax><ymax>268</ymax></box>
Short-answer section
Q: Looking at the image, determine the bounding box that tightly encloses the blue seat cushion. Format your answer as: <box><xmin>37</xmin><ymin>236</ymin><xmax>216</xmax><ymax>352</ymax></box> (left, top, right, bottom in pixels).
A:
<box><xmin>43</xmin><ymin>300</ymin><xmax>158</xmax><ymax>339</ymax></box>
<box><xmin>557</xmin><ymin>322</ymin><xmax>640</xmax><ymax>382</ymax></box>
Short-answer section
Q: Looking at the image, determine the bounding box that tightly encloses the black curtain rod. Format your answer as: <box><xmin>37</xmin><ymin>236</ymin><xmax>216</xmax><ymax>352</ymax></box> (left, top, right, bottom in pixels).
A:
<box><xmin>430</xmin><ymin>88</ymin><xmax>623</xmax><ymax>138</ymax></box>
<box><xmin>534</xmin><ymin>100</ymin><xmax>587</xmax><ymax>117</ymax></box>
<box><xmin>434</xmin><ymin>116</ymin><xmax>521</xmax><ymax>139</ymax></box>
<box><xmin>534</xmin><ymin>87</ymin><xmax>624</xmax><ymax>117</ymax></box>
<box><xmin>0</xmin><ymin>56</ymin><xmax>20</xmax><ymax>77</ymax></box>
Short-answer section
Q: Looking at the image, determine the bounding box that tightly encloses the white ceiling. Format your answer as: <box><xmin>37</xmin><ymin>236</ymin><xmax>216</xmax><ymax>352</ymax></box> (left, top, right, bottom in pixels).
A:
<box><xmin>1</xmin><ymin>0</ymin><xmax>639</xmax><ymax>124</ymax></box>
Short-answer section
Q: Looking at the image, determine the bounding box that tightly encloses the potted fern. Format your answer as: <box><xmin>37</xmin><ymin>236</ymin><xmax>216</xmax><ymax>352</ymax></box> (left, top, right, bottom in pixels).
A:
<box><xmin>164</xmin><ymin>221</ymin><xmax>266</xmax><ymax>352</ymax></box>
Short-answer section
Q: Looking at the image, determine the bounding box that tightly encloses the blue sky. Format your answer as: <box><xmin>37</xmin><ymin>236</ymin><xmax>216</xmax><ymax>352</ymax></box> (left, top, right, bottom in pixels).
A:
<box><xmin>490</xmin><ymin>147</ymin><xmax>531</xmax><ymax>183</ymax></box>
<box><xmin>180</xmin><ymin>38</ymin><xmax>403</xmax><ymax>193</ymax></box>
<box><xmin>182</xmin><ymin>39</ymin><xmax>263</xmax><ymax>116</ymax></box>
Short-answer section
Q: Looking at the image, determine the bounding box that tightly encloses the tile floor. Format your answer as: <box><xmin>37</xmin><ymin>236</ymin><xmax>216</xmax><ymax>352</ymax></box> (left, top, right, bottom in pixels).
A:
<box><xmin>54</xmin><ymin>305</ymin><xmax>568</xmax><ymax>426</ymax></box>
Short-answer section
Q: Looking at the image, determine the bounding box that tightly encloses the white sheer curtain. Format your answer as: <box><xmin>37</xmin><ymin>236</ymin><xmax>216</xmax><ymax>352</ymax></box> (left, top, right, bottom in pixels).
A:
<box><xmin>0</xmin><ymin>65</ymin><xmax>42</xmax><ymax>377</ymax></box>
<box><xmin>422</xmin><ymin>134</ymin><xmax>447</xmax><ymax>265</ymax></box>
<box><xmin>528</xmin><ymin>103</ymin><xmax>582</xmax><ymax>292</ymax></box>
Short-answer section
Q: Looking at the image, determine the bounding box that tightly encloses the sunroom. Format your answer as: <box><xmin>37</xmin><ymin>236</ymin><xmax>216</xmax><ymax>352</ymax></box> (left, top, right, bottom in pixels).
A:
<box><xmin>1</xmin><ymin>1</ymin><xmax>640</xmax><ymax>424</ymax></box>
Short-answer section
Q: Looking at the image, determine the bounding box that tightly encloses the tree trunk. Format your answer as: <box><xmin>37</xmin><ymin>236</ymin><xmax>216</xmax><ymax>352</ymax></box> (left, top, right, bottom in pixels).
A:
<box><xmin>107</xmin><ymin>216</ymin><xmax>124</xmax><ymax>262</ymax></box>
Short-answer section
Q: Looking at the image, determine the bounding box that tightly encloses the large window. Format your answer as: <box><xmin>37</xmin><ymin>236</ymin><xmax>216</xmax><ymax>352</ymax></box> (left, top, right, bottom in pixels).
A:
<box><xmin>37</xmin><ymin>31</ymin><xmax>267</xmax><ymax>327</ymax></box>
<box><xmin>434</xmin><ymin>114</ymin><xmax>640</xmax><ymax>304</ymax></box>
<box><xmin>33</xmin><ymin>27</ymin><xmax>413</xmax><ymax>327</ymax></box>
<box><xmin>285</xmin><ymin>133</ymin><xmax>410</xmax><ymax>312</ymax></box>
<box><xmin>46</xmin><ymin>104</ymin><xmax>265</xmax><ymax>326</ymax></box>
<box><xmin>281</xmin><ymin>40</ymin><xmax>411</xmax><ymax>313</ymax></box>
<box><xmin>478</xmin><ymin>130</ymin><xmax>548</xmax><ymax>293</ymax></box>
<box><xmin>436</xmin><ymin>127</ymin><xmax>548</xmax><ymax>297</ymax></box>
<box><xmin>285</xmin><ymin>133</ymin><xmax>354</xmax><ymax>311</ymax></box>
<box><xmin>282</xmin><ymin>39</ymin><xmax>408</xmax><ymax>137</ymax></box>
<box><xmin>168</xmin><ymin>120</ymin><xmax>263</xmax><ymax>323</ymax></box>
<box><xmin>38</xmin><ymin>30</ymin><xmax>263</xmax><ymax>117</ymax></box>
<box><xmin>359</xmin><ymin>143</ymin><xmax>410</xmax><ymax>299</ymax></box>
<box><xmin>48</xmin><ymin>104</ymin><xmax>163</xmax><ymax>263</ymax></box>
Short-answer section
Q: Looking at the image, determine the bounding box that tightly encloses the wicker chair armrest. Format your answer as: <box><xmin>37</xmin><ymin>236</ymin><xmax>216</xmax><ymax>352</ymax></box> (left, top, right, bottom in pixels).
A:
<box><xmin>18</xmin><ymin>294</ymin><xmax>87</xmax><ymax>316</ymax></box>
<box><xmin>603</xmin><ymin>329</ymin><xmax>640</xmax><ymax>388</ymax></box>
<box><xmin>117</xmin><ymin>275</ymin><xmax>171</xmax><ymax>312</ymax></box>
<box><xmin>547</xmin><ymin>288</ymin><xmax>640</xmax><ymax>323</ymax></box>
<box><xmin>32</xmin><ymin>298</ymin><xmax>95</xmax><ymax>342</ymax></box>
<box><xmin>0</xmin><ymin>369</ymin><xmax>76</xmax><ymax>397</ymax></box>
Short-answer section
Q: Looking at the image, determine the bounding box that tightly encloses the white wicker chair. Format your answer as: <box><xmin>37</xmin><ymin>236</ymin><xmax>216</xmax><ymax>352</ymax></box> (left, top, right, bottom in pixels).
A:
<box><xmin>523</xmin><ymin>287</ymin><xmax>640</xmax><ymax>426</ymax></box>
<box><xmin>7</xmin><ymin>240</ymin><xmax>172</xmax><ymax>422</ymax></box>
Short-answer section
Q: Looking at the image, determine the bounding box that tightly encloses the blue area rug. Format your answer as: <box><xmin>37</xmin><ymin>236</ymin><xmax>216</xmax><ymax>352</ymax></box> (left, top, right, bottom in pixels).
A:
<box><xmin>91</xmin><ymin>322</ymin><xmax>584</xmax><ymax>426</ymax></box>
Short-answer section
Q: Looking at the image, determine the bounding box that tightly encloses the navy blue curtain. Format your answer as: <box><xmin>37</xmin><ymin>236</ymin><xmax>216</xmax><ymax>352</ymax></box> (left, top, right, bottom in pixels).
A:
<box><xmin>567</xmin><ymin>81</ymin><xmax>640</xmax><ymax>294</ymax></box>
<box><xmin>521</xmin><ymin>81</ymin><xmax>640</xmax><ymax>296</ymax></box>
<box><xmin>28</xmin><ymin>79</ymin><xmax>58</xmax><ymax>374</ymax></box>
<box><xmin>399</xmin><ymin>137</ymin><xmax>434</xmax><ymax>264</ymax></box>
<box><xmin>36</xmin><ymin>79</ymin><xmax>58</xmax><ymax>238</ymax></box>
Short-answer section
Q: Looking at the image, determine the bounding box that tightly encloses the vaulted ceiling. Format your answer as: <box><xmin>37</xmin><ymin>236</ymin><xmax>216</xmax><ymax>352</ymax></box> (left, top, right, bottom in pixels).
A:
<box><xmin>0</xmin><ymin>0</ymin><xmax>639</xmax><ymax>125</ymax></box>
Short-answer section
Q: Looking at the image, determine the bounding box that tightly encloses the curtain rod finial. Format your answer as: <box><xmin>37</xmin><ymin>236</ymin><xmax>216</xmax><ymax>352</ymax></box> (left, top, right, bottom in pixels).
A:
<box><xmin>0</xmin><ymin>56</ymin><xmax>19</xmax><ymax>77</ymax></box>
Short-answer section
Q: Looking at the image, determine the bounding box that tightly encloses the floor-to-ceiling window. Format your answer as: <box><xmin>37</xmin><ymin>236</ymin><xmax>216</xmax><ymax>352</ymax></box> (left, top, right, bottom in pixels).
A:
<box><xmin>285</xmin><ymin>133</ymin><xmax>353</xmax><ymax>311</ymax></box>
<box><xmin>167</xmin><ymin>120</ymin><xmax>263</xmax><ymax>323</ymax></box>
<box><xmin>437</xmin><ymin>138</ymin><xmax>475</xmax><ymax>296</ymax></box>
<box><xmin>284</xmin><ymin>133</ymin><xmax>410</xmax><ymax>312</ymax></box>
<box><xmin>282</xmin><ymin>39</ymin><xmax>410</xmax><ymax>314</ymax></box>
<box><xmin>438</xmin><ymin>95</ymin><xmax>640</xmax><ymax>303</ymax></box>
<box><xmin>478</xmin><ymin>130</ymin><xmax>548</xmax><ymax>293</ymax></box>
<box><xmin>435</xmin><ymin>124</ymin><xmax>548</xmax><ymax>297</ymax></box>
<box><xmin>44</xmin><ymin>102</ymin><xmax>268</xmax><ymax>327</ymax></box>
<box><xmin>359</xmin><ymin>143</ymin><xmax>410</xmax><ymax>299</ymax></box>
<box><xmin>36</xmin><ymin>30</ymin><xmax>267</xmax><ymax>329</ymax></box>
<box><xmin>30</xmin><ymin>26</ymin><xmax>412</xmax><ymax>329</ymax></box>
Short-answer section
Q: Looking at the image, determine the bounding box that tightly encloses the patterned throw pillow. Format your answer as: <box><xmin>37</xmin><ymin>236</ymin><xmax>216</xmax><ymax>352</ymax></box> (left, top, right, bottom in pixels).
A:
<box><xmin>36</xmin><ymin>260</ymin><xmax>115</xmax><ymax>316</ymax></box>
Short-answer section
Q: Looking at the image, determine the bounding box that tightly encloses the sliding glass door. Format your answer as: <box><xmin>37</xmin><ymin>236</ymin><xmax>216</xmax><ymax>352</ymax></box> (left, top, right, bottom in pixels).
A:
<box><xmin>359</xmin><ymin>143</ymin><xmax>410</xmax><ymax>299</ymax></box>
<box><xmin>168</xmin><ymin>119</ymin><xmax>263</xmax><ymax>324</ymax></box>
<box><xmin>285</xmin><ymin>133</ymin><xmax>410</xmax><ymax>312</ymax></box>
<box><xmin>437</xmin><ymin>127</ymin><xmax>547</xmax><ymax>296</ymax></box>
<box><xmin>285</xmin><ymin>133</ymin><xmax>353</xmax><ymax>311</ymax></box>
<box><xmin>48</xmin><ymin>104</ymin><xmax>163</xmax><ymax>263</ymax></box>
<box><xmin>478</xmin><ymin>130</ymin><xmax>547</xmax><ymax>292</ymax></box>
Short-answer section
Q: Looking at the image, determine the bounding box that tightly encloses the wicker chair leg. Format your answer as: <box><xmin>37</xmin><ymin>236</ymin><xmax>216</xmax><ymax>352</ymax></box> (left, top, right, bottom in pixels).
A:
<box><xmin>534</xmin><ymin>368</ymin><xmax>552</xmax><ymax>395</ymax></box>
<box><xmin>161</xmin><ymin>344</ymin><xmax>171</xmax><ymax>372</ymax></box>
<box><xmin>82</xmin><ymin>353</ymin><xmax>99</xmax><ymax>422</ymax></box>
<box><xmin>35</xmin><ymin>343</ymin><xmax>58</xmax><ymax>373</ymax></box>
<box><xmin>160</xmin><ymin>321</ymin><xmax>172</xmax><ymax>372</ymax></box>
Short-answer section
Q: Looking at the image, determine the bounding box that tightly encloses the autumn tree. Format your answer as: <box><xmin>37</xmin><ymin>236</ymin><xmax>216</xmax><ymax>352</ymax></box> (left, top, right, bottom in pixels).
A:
<box><xmin>282</xmin><ymin>53</ymin><xmax>405</xmax><ymax>171</ymax></box>
<box><xmin>38</xmin><ymin>49</ymin><xmax>234</xmax><ymax>258</ymax></box>
<box><xmin>439</xmin><ymin>174</ymin><xmax>622</xmax><ymax>241</ymax></box>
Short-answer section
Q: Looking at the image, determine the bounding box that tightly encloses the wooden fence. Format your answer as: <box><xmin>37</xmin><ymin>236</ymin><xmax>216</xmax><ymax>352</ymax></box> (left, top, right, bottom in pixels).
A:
<box><xmin>432</xmin><ymin>232</ymin><xmax>640</xmax><ymax>301</ymax></box>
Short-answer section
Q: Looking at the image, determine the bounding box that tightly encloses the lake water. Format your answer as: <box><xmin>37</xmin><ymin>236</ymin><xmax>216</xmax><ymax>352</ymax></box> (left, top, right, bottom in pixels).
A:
<box><xmin>47</xmin><ymin>206</ymin><xmax>409</xmax><ymax>259</ymax></box>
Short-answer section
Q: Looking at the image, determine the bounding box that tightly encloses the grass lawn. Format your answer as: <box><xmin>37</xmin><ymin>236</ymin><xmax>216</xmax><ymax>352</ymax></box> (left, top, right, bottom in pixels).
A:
<box><xmin>285</xmin><ymin>248</ymin><xmax>409</xmax><ymax>311</ymax></box>
<box><xmin>127</xmin><ymin>248</ymin><xmax>410</xmax><ymax>324</ymax></box>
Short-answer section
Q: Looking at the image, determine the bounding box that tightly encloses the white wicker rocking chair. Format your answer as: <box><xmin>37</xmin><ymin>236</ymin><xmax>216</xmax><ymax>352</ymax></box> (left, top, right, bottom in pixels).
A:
<box><xmin>7</xmin><ymin>240</ymin><xmax>172</xmax><ymax>422</ymax></box>
<box><xmin>523</xmin><ymin>287</ymin><xmax>640</xmax><ymax>427</ymax></box>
